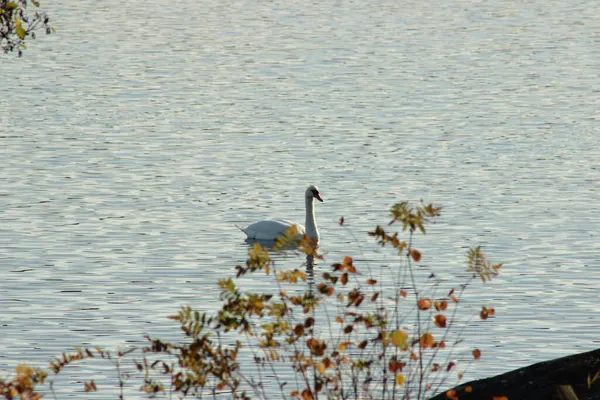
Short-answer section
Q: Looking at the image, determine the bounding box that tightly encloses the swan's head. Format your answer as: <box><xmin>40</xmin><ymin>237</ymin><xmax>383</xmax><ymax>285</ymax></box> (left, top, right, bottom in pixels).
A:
<box><xmin>306</xmin><ymin>185</ymin><xmax>323</xmax><ymax>202</ymax></box>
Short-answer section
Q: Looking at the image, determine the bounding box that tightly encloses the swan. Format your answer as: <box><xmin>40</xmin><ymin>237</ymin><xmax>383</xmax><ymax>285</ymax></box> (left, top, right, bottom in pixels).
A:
<box><xmin>239</xmin><ymin>185</ymin><xmax>323</xmax><ymax>241</ymax></box>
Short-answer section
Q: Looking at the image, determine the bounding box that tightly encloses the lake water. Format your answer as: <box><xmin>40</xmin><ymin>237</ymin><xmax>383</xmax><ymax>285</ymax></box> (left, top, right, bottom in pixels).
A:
<box><xmin>1</xmin><ymin>0</ymin><xmax>599</xmax><ymax>397</ymax></box>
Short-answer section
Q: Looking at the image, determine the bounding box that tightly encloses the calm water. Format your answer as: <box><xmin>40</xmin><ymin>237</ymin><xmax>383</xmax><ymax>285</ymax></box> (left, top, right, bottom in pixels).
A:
<box><xmin>2</xmin><ymin>0</ymin><xmax>600</xmax><ymax>397</ymax></box>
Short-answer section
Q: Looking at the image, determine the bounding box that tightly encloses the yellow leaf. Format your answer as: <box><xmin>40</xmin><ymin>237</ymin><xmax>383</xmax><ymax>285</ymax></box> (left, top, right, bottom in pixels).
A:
<box><xmin>317</xmin><ymin>362</ymin><xmax>326</xmax><ymax>374</ymax></box>
<box><xmin>391</xmin><ymin>330</ymin><xmax>408</xmax><ymax>350</ymax></box>
<box><xmin>31</xmin><ymin>0</ymin><xmax>40</xmax><ymax>6</ymax></box>
<box><xmin>395</xmin><ymin>373</ymin><xmax>405</xmax><ymax>385</ymax></box>
<box><xmin>16</xmin><ymin>18</ymin><xmax>26</xmax><ymax>40</ymax></box>
<box><xmin>6</xmin><ymin>2</ymin><xmax>19</xmax><ymax>10</ymax></box>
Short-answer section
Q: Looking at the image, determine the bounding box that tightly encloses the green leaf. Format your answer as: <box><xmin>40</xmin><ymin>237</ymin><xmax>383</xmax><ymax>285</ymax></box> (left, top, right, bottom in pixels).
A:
<box><xmin>6</xmin><ymin>2</ymin><xmax>19</xmax><ymax>11</ymax></box>
<box><xmin>16</xmin><ymin>18</ymin><xmax>26</xmax><ymax>39</ymax></box>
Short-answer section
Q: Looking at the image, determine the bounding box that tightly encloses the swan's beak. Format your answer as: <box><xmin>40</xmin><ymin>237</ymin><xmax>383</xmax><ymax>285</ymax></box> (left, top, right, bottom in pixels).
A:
<box><xmin>314</xmin><ymin>192</ymin><xmax>323</xmax><ymax>202</ymax></box>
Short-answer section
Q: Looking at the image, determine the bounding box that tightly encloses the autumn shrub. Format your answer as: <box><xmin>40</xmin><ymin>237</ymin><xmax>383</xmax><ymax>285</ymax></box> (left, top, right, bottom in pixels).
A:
<box><xmin>0</xmin><ymin>201</ymin><xmax>500</xmax><ymax>400</ymax></box>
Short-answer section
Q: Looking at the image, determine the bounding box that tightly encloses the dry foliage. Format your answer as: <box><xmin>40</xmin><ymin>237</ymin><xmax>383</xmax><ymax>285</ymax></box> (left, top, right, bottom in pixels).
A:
<box><xmin>1</xmin><ymin>201</ymin><xmax>501</xmax><ymax>399</ymax></box>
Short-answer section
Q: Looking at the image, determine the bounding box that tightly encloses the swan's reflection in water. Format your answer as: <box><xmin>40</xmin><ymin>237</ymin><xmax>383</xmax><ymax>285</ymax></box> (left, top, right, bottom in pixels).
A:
<box><xmin>306</xmin><ymin>254</ymin><xmax>316</xmax><ymax>295</ymax></box>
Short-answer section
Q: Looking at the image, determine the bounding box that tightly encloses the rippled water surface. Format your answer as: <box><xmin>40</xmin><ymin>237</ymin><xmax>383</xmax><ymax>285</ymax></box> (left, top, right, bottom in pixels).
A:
<box><xmin>1</xmin><ymin>0</ymin><xmax>600</xmax><ymax>397</ymax></box>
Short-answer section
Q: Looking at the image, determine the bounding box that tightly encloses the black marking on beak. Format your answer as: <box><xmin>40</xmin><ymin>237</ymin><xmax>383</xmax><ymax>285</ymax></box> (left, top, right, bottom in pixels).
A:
<box><xmin>312</xmin><ymin>189</ymin><xmax>323</xmax><ymax>202</ymax></box>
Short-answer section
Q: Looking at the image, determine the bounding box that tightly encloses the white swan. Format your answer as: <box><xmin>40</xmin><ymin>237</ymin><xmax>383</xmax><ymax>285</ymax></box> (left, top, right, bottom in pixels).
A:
<box><xmin>239</xmin><ymin>185</ymin><xmax>323</xmax><ymax>241</ymax></box>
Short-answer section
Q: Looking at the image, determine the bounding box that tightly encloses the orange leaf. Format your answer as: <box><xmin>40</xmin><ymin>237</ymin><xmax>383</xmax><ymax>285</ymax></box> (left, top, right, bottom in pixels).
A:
<box><xmin>400</xmin><ymin>289</ymin><xmax>407</xmax><ymax>298</ymax></box>
<box><xmin>409</xmin><ymin>249</ymin><xmax>422</xmax><ymax>262</ymax></box>
<box><xmin>420</xmin><ymin>333</ymin><xmax>434</xmax><ymax>349</ymax></box>
<box><xmin>417</xmin><ymin>298</ymin><xmax>432</xmax><ymax>310</ymax></box>
<box><xmin>434</xmin><ymin>300</ymin><xmax>448</xmax><ymax>311</ymax></box>
<box><xmin>492</xmin><ymin>397</ymin><xmax>509</xmax><ymax>400</ymax></box>
<box><xmin>335</xmin><ymin>316</ymin><xmax>343</xmax><ymax>324</ymax></box>
<box><xmin>302</xmin><ymin>389</ymin><xmax>314</xmax><ymax>400</ymax></box>
<box><xmin>465</xmin><ymin>386</ymin><xmax>473</xmax><ymax>393</ymax></box>
<box><xmin>410</xmin><ymin>352</ymin><xmax>418</xmax><ymax>361</ymax></box>
<box><xmin>366</xmin><ymin>279</ymin><xmax>377</xmax><ymax>285</ymax></box>
<box><xmin>339</xmin><ymin>217</ymin><xmax>344</xmax><ymax>226</ymax></box>
<box><xmin>450</xmin><ymin>295</ymin><xmax>458</xmax><ymax>303</ymax></box>
<box><xmin>343</xmin><ymin>256</ymin><xmax>357</xmax><ymax>273</ymax></box>
<box><xmin>433</xmin><ymin>314</ymin><xmax>447</xmax><ymax>328</ymax></box>
<box><xmin>472</xmin><ymin>348</ymin><xmax>482</xmax><ymax>360</ymax></box>
<box><xmin>341</xmin><ymin>273</ymin><xmax>348</xmax><ymax>285</ymax></box>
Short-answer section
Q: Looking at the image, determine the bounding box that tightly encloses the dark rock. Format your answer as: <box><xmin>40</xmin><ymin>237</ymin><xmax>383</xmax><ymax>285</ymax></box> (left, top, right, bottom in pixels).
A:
<box><xmin>427</xmin><ymin>348</ymin><xmax>600</xmax><ymax>400</ymax></box>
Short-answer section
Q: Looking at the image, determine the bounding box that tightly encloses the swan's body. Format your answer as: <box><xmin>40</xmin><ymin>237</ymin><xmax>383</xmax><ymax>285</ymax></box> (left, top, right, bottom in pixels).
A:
<box><xmin>240</xmin><ymin>185</ymin><xmax>323</xmax><ymax>241</ymax></box>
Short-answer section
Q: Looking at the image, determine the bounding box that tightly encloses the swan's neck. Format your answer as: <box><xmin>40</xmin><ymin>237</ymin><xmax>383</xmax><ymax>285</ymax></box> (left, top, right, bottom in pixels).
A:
<box><xmin>305</xmin><ymin>197</ymin><xmax>319</xmax><ymax>239</ymax></box>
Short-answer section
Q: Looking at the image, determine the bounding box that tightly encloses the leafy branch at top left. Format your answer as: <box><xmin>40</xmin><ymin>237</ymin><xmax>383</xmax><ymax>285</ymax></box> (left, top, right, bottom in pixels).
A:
<box><xmin>1</xmin><ymin>0</ymin><xmax>53</xmax><ymax>56</ymax></box>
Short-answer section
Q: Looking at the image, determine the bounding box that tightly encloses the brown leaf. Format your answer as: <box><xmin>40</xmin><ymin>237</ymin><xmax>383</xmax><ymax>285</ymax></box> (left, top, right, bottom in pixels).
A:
<box><xmin>366</xmin><ymin>279</ymin><xmax>377</xmax><ymax>285</ymax></box>
<box><xmin>473</xmin><ymin>348</ymin><xmax>482</xmax><ymax>360</ymax></box>
<box><xmin>389</xmin><ymin>358</ymin><xmax>406</xmax><ymax>373</ymax></box>
<box><xmin>341</xmin><ymin>273</ymin><xmax>348</xmax><ymax>285</ymax></box>
<box><xmin>294</xmin><ymin>324</ymin><xmax>305</xmax><ymax>336</ymax></box>
<box><xmin>480</xmin><ymin>307</ymin><xmax>491</xmax><ymax>320</ymax></box>
<box><xmin>433</xmin><ymin>314</ymin><xmax>447</xmax><ymax>328</ymax></box>
<box><xmin>420</xmin><ymin>333</ymin><xmax>434</xmax><ymax>349</ymax></box>
<box><xmin>409</xmin><ymin>249</ymin><xmax>422</xmax><ymax>262</ymax></box>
